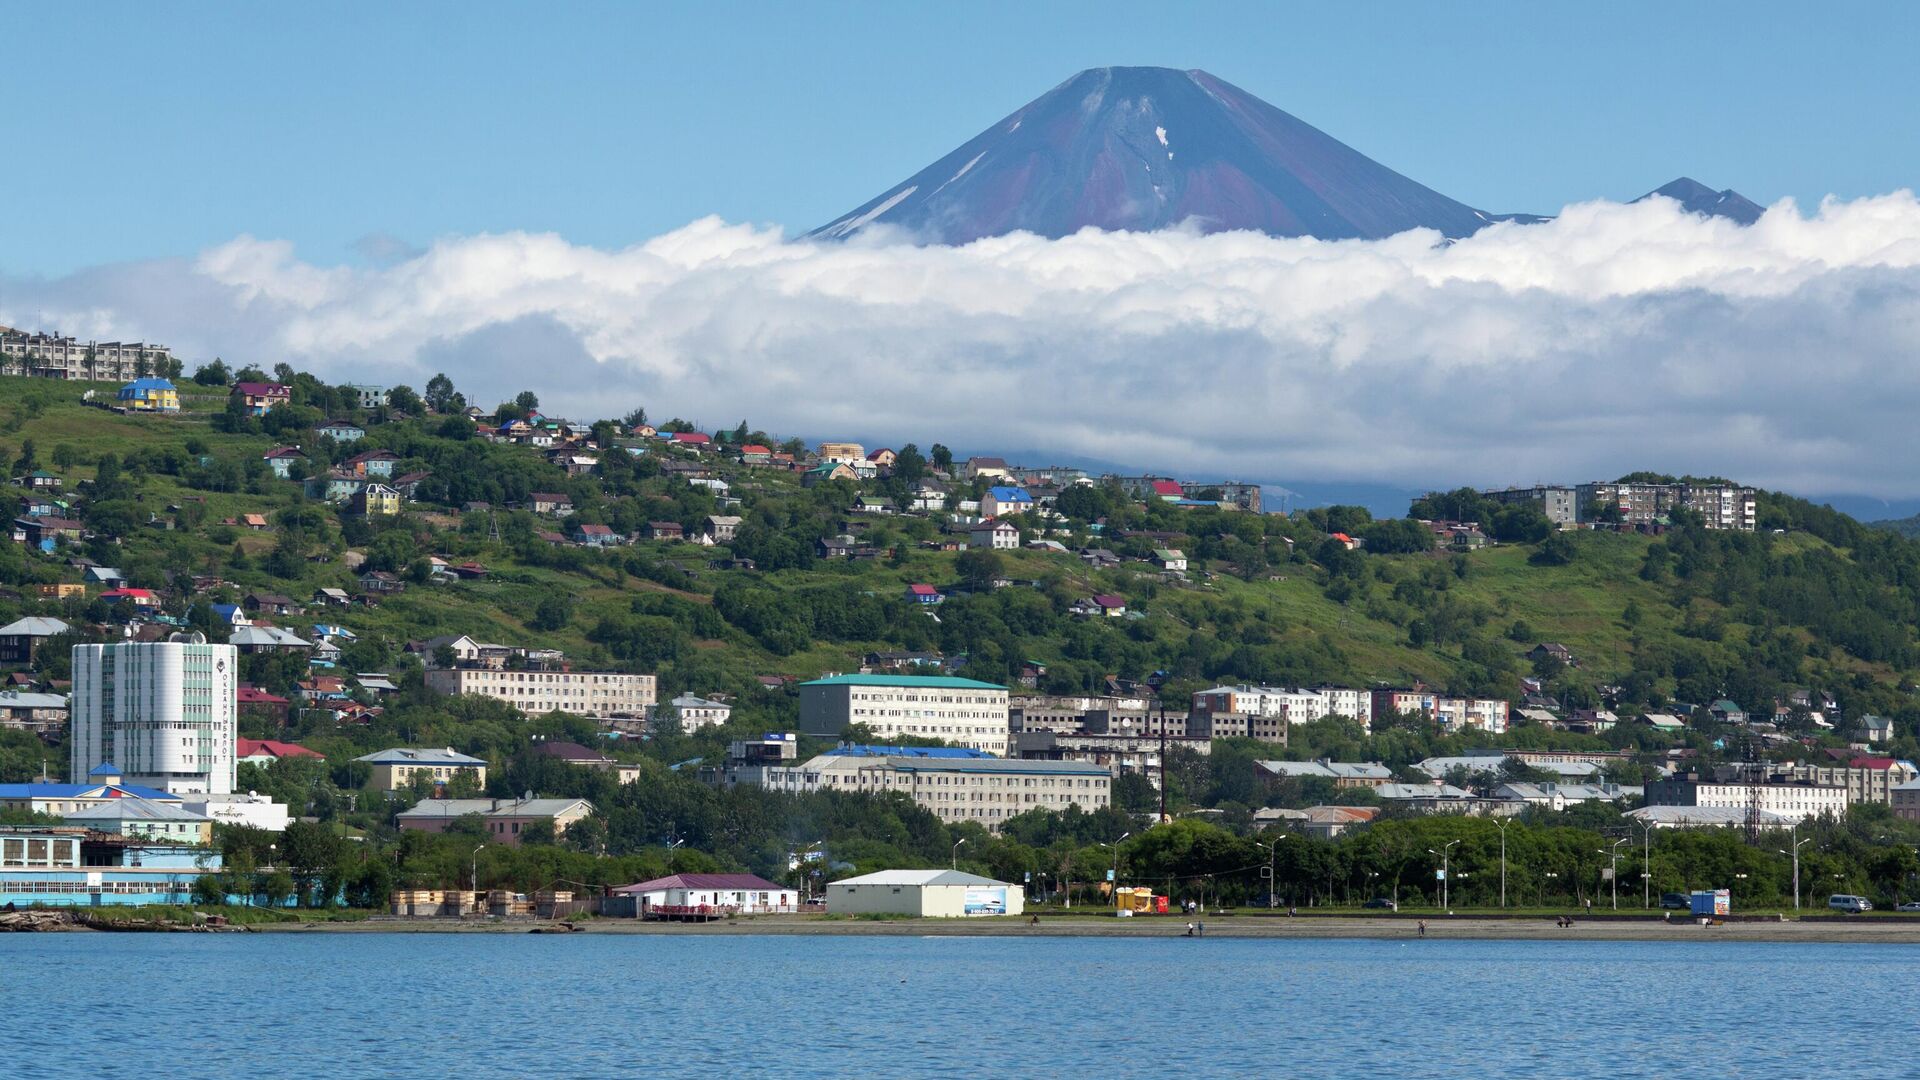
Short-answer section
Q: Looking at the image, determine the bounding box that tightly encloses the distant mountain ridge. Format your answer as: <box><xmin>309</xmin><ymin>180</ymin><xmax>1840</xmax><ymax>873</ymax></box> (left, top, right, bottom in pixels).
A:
<box><xmin>1634</xmin><ymin>177</ymin><xmax>1765</xmax><ymax>224</ymax></box>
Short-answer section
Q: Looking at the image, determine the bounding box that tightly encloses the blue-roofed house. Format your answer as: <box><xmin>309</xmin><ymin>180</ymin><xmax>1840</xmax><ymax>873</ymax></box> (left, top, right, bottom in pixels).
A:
<box><xmin>207</xmin><ymin>603</ymin><xmax>251</xmax><ymax>628</ymax></box>
<box><xmin>981</xmin><ymin>485</ymin><xmax>1034</xmax><ymax>519</ymax></box>
<box><xmin>117</xmin><ymin>377</ymin><xmax>179</xmax><ymax>412</ymax></box>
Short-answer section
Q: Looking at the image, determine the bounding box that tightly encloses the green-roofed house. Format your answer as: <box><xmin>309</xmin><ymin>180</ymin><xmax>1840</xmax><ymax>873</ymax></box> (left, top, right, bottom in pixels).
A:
<box><xmin>799</xmin><ymin>674</ymin><xmax>1011</xmax><ymax>756</ymax></box>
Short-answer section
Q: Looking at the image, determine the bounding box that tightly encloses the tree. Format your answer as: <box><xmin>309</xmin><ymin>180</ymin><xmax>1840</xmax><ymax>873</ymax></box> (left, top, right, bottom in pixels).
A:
<box><xmin>930</xmin><ymin>444</ymin><xmax>953</xmax><ymax>472</ymax></box>
<box><xmin>193</xmin><ymin>359</ymin><xmax>233</xmax><ymax>386</ymax></box>
<box><xmin>623</xmin><ymin>407</ymin><xmax>649</xmax><ymax>428</ymax></box>
<box><xmin>387</xmin><ymin>384</ymin><xmax>424</xmax><ymax>414</ymax></box>
<box><xmin>425</xmin><ymin>373</ymin><xmax>457</xmax><ymax>412</ymax></box>
<box><xmin>514</xmin><ymin>390</ymin><xmax>540</xmax><ymax>412</ymax></box>
<box><xmin>956</xmin><ymin>548</ymin><xmax>1004</xmax><ymax>591</ymax></box>
<box><xmin>1531</xmin><ymin>532</ymin><xmax>1578</xmax><ymax>566</ymax></box>
<box><xmin>531</xmin><ymin>594</ymin><xmax>572</xmax><ymax>632</ymax></box>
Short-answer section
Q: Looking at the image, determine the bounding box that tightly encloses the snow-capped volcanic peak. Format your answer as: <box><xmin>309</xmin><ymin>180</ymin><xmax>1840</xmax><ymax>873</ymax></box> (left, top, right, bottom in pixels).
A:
<box><xmin>812</xmin><ymin>66</ymin><xmax>1514</xmax><ymax>244</ymax></box>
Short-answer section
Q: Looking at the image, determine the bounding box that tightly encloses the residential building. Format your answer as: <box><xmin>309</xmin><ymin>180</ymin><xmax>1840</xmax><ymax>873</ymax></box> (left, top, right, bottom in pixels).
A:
<box><xmin>0</xmin><ymin>616</ymin><xmax>72</xmax><ymax>665</ymax></box>
<box><xmin>1153</xmin><ymin>548</ymin><xmax>1187</xmax><ymax>572</ymax></box>
<box><xmin>1372</xmin><ymin>688</ymin><xmax>1509</xmax><ymax>734</ymax></box>
<box><xmin>526</xmin><ymin>492</ymin><xmax>574</xmax><ymax>516</ymax></box>
<box><xmin>967</xmin><ymin>520</ymin><xmax>1019</xmax><ymax>550</ymax></box>
<box><xmin>355</xmin><ymin>747</ymin><xmax>489</xmax><ymax>791</ymax></box>
<box><xmin>704</xmin><ymin>515</ymin><xmax>742</xmax><ymax>543</ymax></box>
<box><xmin>0</xmin><ymin>690</ymin><xmax>67</xmax><ymax>736</ymax></box>
<box><xmin>64</xmin><ymin>797</ymin><xmax>213</xmax><ymax>845</ymax></box>
<box><xmin>346</xmin><ymin>383</ymin><xmax>388</xmax><ymax>409</ymax></box>
<box><xmin>1575</xmin><ymin>480</ymin><xmax>1757</xmax><ymax>531</ymax></box>
<box><xmin>316</xmin><ymin>419</ymin><xmax>365</xmax><ymax>443</ymax></box>
<box><xmin>342</xmin><ymin>449</ymin><xmax>400</xmax><ymax>478</ymax></box>
<box><xmin>697</xmin><ymin>733</ymin><xmax>800</xmax><ymax>788</ymax></box>
<box><xmin>231</xmin><ymin>381</ymin><xmax>291</xmax><ymax>416</ymax></box>
<box><xmin>817</xmin><ymin>442</ymin><xmax>866</xmax><ymax>465</ymax></box>
<box><xmin>532</xmin><ymin>741</ymin><xmax>642</xmax><ymax>784</ymax></box>
<box><xmin>827</xmin><ymin>870</ymin><xmax>1024</xmax><ymax>917</ymax></box>
<box><xmin>69</xmin><ymin>636</ymin><xmax>238</xmax><ymax>796</ymax></box>
<box><xmin>802</xmin><ymin>463</ymin><xmax>856</xmax><ymax>486</ymax></box>
<box><xmin>798</xmin><ymin>674</ymin><xmax>1009</xmax><ymax>755</ymax></box>
<box><xmin>117</xmin><ymin>378</ymin><xmax>180</xmax><ymax>412</ymax></box>
<box><xmin>228</xmin><ymin>625</ymin><xmax>311</xmax><ymax>654</ymax></box>
<box><xmin>655</xmin><ymin>693</ymin><xmax>733</xmax><ymax>733</ymax></box>
<box><xmin>1189</xmin><ymin>710</ymin><xmax>1288</xmax><ymax>744</ymax></box>
<box><xmin>981</xmin><ymin>486</ymin><xmax>1034</xmax><ymax>518</ymax></box>
<box><xmin>1718</xmin><ymin>760</ymin><xmax>1916</xmax><ymax>807</ymax></box>
<box><xmin>396</xmin><ymin>796</ymin><xmax>594</xmax><ymax>844</ymax></box>
<box><xmin>1644</xmin><ymin>772</ymin><xmax>1848</xmax><ymax>825</ymax></box>
<box><xmin>1255</xmin><ymin>760</ymin><xmax>1394</xmax><ymax>788</ymax></box>
<box><xmin>905</xmin><ymin>583</ymin><xmax>944</xmax><ymax>605</ymax></box>
<box><xmin>612</xmin><ymin>872</ymin><xmax>798</xmax><ymax>917</ymax></box>
<box><xmin>0</xmin><ymin>329</ymin><xmax>175</xmax><ymax>382</ymax></box>
<box><xmin>763</xmin><ymin>751</ymin><xmax>1109</xmax><ymax>829</ymax></box>
<box><xmin>1192</xmin><ymin>685</ymin><xmax>1337</xmax><ymax>732</ymax></box>
<box><xmin>424</xmin><ymin>664</ymin><xmax>656</xmax><ymax>719</ymax></box>
<box><xmin>963</xmin><ymin>457</ymin><xmax>1012</xmax><ymax>480</ymax></box>
<box><xmin>1482</xmin><ymin>485</ymin><xmax>1579</xmax><ymax>528</ymax></box>
<box><xmin>1013</xmin><ymin>728</ymin><xmax>1207</xmax><ymax>786</ymax></box>
<box><xmin>236</xmin><ymin>739</ymin><xmax>324</xmax><ymax>766</ymax></box>
<box><xmin>1893</xmin><ymin>780</ymin><xmax>1920</xmax><ymax>823</ymax></box>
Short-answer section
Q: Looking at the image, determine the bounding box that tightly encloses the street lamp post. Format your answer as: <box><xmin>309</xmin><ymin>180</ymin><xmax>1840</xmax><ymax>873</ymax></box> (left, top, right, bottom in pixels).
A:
<box><xmin>1634</xmin><ymin>819</ymin><xmax>1656</xmax><ymax>909</ymax></box>
<box><xmin>952</xmin><ymin>837</ymin><xmax>968</xmax><ymax>871</ymax></box>
<box><xmin>1428</xmin><ymin>840</ymin><xmax>1460</xmax><ymax>911</ymax></box>
<box><xmin>1779</xmin><ymin>826</ymin><xmax>1812</xmax><ymax>910</ymax></box>
<box><xmin>471</xmin><ymin>844</ymin><xmax>486</xmax><ymax>909</ymax></box>
<box><xmin>1599</xmin><ymin>838</ymin><xmax>1628</xmax><ymax>909</ymax></box>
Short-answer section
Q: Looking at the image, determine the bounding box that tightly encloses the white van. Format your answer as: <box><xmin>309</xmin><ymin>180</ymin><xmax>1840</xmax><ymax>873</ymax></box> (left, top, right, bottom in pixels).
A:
<box><xmin>1828</xmin><ymin>894</ymin><xmax>1873</xmax><ymax>913</ymax></box>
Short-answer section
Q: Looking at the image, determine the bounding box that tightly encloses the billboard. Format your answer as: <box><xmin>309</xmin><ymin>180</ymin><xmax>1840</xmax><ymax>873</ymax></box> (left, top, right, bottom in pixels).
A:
<box><xmin>963</xmin><ymin>887</ymin><xmax>1008</xmax><ymax>916</ymax></box>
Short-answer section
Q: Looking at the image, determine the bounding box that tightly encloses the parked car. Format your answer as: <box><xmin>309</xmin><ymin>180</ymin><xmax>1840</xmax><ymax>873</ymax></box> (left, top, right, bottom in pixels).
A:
<box><xmin>1659</xmin><ymin>892</ymin><xmax>1690</xmax><ymax>910</ymax></box>
<box><xmin>1895</xmin><ymin>901</ymin><xmax>1920</xmax><ymax>912</ymax></box>
<box><xmin>1828</xmin><ymin>894</ymin><xmax>1873</xmax><ymax>913</ymax></box>
<box><xmin>1362</xmin><ymin>898</ymin><xmax>1397</xmax><ymax>910</ymax></box>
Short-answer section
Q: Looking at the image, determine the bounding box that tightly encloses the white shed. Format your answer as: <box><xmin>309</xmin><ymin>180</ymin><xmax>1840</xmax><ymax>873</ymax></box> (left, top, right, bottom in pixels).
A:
<box><xmin>827</xmin><ymin>870</ymin><xmax>1024</xmax><ymax>918</ymax></box>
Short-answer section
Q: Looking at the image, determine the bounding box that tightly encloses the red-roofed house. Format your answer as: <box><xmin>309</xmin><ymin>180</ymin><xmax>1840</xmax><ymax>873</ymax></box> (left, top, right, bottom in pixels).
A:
<box><xmin>868</xmin><ymin>448</ymin><xmax>897</xmax><ymax>468</ymax></box>
<box><xmin>232</xmin><ymin>382</ymin><xmax>292</xmax><ymax>416</ymax></box>
<box><xmin>738</xmin><ymin>444</ymin><xmax>773</xmax><ymax>464</ymax></box>
<box><xmin>236</xmin><ymin>684</ymin><xmax>292</xmax><ymax>723</ymax></box>
<box><xmin>99</xmin><ymin>587</ymin><xmax>159</xmax><ymax>608</ymax></box>
<box><xmin>238</xmin><ymin>738</ymin><xmax>326</xmax><ymax>765</ymax></box>
<box><xmin>905</xmin><ymin>583</ymin><xmax>943</xmax><ymax>605</ymax></box>
<box><xmin>1148</xmin><ymin>479</ymin><xmax>1185</xmax><ymax>501</ymax></box>
<box><xmin>670</xmin><ymin>431</ymin><xmax>712</xmax><ymax>447</ymax></box>
<box><xmin>1330</xmin><ymin>532</ymin><xmax>1359</xmax><ymax>550</ymax></box>
<box><xmin>1091</xmin><ymin>593</ymin><xmax>1128</xmax><ymax>616</ymax></box>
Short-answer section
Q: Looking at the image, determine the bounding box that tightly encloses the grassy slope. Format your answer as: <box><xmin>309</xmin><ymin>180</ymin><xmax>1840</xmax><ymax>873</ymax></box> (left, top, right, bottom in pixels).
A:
<box><xmin>0</xmin><ymin>375</ymin><xmax>1897</xmax><ymax>698</ymax></box>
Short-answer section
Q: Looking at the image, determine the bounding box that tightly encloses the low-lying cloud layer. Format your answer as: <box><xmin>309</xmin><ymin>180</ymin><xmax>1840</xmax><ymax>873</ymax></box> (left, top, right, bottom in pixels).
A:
<box><xmin>10</xmin><ymin>192</ymin><xmax>1920</xmax><ymax>499</ymax></box>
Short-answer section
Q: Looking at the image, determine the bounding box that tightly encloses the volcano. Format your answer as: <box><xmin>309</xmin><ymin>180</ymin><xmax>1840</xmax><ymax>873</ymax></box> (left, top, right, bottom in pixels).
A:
<box><xmin>812</xmin><ymin>66</ymin><xmax>1531</xmax><ymax>244</ymax></box>
<box><xmin>1633</xmin><ymin>177</ymin><xmax>1765</xmax><ymax>224</ymax></box>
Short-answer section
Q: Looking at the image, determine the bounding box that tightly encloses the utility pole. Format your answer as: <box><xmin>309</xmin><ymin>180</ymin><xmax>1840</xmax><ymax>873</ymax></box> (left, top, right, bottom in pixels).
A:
<box><xmin>1635</xmin><ymin>819</ymin><xmax>1656</xmax><ymax>909</ymax></box>
<box><xmin>1494</xmin><ymin>818</ymin><xmax>1512</xmax><ymax>909</ymax></box>
<box><xmin>1156</xmin><ymin>688</ymin><xmax>1169</xmax><ymax>824</ymax></box>
<box><xmin>1599</xmin><ymin>838</ymin><xmax>1628</xmax><ymax>909</ymax></box>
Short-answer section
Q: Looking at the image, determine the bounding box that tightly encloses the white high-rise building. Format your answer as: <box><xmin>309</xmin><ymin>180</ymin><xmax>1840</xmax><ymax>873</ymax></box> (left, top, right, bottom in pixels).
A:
<box><xmin>70</xmin><ymin>634</ymin><xmax>238</xmax><ymax>795</ymax></box>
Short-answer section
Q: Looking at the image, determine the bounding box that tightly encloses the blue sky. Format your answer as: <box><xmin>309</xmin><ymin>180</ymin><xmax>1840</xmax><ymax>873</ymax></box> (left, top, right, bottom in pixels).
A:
<box><xmin>5</xmin><ymin>1</ymin><xmax>1919</xmax><ymax>274</ymax></box>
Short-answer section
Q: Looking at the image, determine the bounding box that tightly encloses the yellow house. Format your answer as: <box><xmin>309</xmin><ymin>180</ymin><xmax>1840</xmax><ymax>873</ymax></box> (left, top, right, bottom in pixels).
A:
<box><xmin>117</xmin><ymin>378</ymin><xmax>180</xmax><ymax>412</ymax></box>
<box><xmin>349</xmin><ymin>482</ymin><xmax>401</xmax><ymax>517</ymax></box>
<box><xmin>355</xmin><ymin>747</ymin><xmax>489</xmax><ymax>791</ymax></box>
<box><xmin>33</xmin><ymin>583</ymin><xmax>86</xmax><ymax>600</ymax></box>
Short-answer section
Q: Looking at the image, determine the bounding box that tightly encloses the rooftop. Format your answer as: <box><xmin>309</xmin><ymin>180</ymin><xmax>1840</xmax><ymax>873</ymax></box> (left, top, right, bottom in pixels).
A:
<box><xmin>802</xmin><ymin>674</ymin><xmax>1006</xmax><ymax>691</ymax></box>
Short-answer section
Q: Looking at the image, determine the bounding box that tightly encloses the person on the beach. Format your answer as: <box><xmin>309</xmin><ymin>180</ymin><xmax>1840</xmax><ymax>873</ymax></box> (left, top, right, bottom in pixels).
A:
<box><xmin>1417</xmin><ymin>920</ymin><xmax>1427</xmax><ymax>937</ymax></box>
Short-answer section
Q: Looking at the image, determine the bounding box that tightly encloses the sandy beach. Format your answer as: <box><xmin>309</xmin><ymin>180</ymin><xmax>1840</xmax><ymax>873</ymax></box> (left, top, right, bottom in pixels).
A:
<box><xmin>252</xmin><ymin>913</ymin><xmax>1920</xmax><ymax>945</ymax></box>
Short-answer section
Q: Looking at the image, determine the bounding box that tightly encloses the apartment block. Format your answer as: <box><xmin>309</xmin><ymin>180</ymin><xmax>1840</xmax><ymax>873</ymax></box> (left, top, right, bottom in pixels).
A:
<box><xmin>69</xmin><ymin>635</ymin><xmax>238</xmax><ymax>796</ymax></box>
<box><xmin>425</xmin><ymin>665</ymin><xmax>656</xmax><ymax>719</ymax></box>
<box><xmin>798</xmin><ymin>675</ymin><xmax>1009</xmax><ymax>756</ymax></box>
<box><xmin>759</xmin><ymin>750</ymin><xmax>1109</xmax><ymax>829</ymax></box>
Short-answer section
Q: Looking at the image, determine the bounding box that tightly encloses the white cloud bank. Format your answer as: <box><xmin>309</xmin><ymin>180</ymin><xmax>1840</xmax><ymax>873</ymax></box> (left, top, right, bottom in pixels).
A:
<box><xmin>10</xmin><ymin>192</ymin><xmax>1920</xmax><ymax>498</ymax></box>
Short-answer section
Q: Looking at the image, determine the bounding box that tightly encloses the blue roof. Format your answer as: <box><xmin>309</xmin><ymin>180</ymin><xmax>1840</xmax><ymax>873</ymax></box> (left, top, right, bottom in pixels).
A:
<box><xmin>121</xmin><ymin>378</ymin><xmax>176</xmax><ymax>391</ymax></box>
<box><xmin>836</xmin><ymin>744</ymin><xmax>998</xmax><ymax>760</ymax></box>
<box><xmin>986</xmin><ymin>486</ymin><xmax>1032</xmax><ymax>502</ymax></box>
<box><xmin>210</xmin><ymin>603</ymin><xmax>242</xmax><ymax>618</ymax></box>
<box><xmin>0</xmin><ymin>781</ymin><xmax>179</xmax><ymax>801</ymax></box>
<box><xmin>88</xmin><ymin>763</ymin><xmax>121</xmax><ymax>776</ymax></box>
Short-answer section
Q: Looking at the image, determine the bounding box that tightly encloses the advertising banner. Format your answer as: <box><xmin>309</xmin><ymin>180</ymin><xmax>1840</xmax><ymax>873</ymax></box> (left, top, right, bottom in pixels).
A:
<box><xmin>963</xmin><ymin>887</ymin><xmax>1008</xmax><ymax>915</ymax></box>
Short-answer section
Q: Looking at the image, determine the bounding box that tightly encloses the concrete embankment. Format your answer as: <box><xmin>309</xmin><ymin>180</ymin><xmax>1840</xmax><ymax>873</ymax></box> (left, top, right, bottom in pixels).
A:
<box><xmin>251</xmin><ymin>913</ymin><xmax>1920</xmax><ymax>945</ymax></box>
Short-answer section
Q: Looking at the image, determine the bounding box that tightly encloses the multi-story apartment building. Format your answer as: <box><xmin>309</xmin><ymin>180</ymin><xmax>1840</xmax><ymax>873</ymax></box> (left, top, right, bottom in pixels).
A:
<box><xmin>1311</xmin><ymin>686</ymin><xmax>1375</xmax><ymax>732</ymax></box>
<box><xmin>424</xmin><ymin>664</ymin><xmax>656</xmax><ymax>719</ymax></box>
<box><xmin>1191</xmin><ymin>685</ymin><xmax>1330</xmax><ymax>726</ymax></box>
<box><xmin>1717</xmin><ymin>760</ymin><xmax>1916</xmax><ymax>807</ymax></box>
<box><xmin>69</xmin><ymin>635</ymin><xmax>238</xmax><ymax>795</ymax></box>
<box><xmin>799</xmin><ymin>675</ymin><xmax>1009</xmax><ymax>756</ymax></box>
<box><xmin>1575</xmin><ymin>481</ymin><xmax>1756</xmax><ymax>531</ymax></box>
<box><xmin>759</xmin><ymin>749</ymin><xmax>1109</xmax><ymax>829</ymax></box>
<box><xmin>1187</xmin><ymin>710</ymin><xmax>1289</xmax><ymax>745</ymax></box>
<box><xmin>1011</xmin><ymin>729</ymin><xmax>1210</xmax><ymax>788</ymax></box>
<box><xmin>1373</xmin><ymin>688</ymin><xmax>1509</xmax><ymax>735</ymax></box>
<box><xmin>0</xmin><ymin>329</ymin><xmax>177</xmax><ymax>382</ymax></box>
<box><xmin>1644</xmin><ymin>772</ymin><xmax>1848</xmax><ymax>825</ymax></box>
<box><xmin>1482</xmin><ymin>485</ymin><xmax>1579</xmax><ymax>528</ymax></box>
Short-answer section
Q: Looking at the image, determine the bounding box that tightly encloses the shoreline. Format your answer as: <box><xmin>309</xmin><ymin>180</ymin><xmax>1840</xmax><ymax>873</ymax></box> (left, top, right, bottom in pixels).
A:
<box><xmin>247</xmin><ymin>914</ymin><xmax>1920</xmax><ymax>945</ymax></box>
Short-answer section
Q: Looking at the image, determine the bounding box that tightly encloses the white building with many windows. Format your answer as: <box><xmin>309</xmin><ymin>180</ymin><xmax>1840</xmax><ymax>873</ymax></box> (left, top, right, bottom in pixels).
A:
<box><xmin>759</xmin><ymin>750</ymin><xmax>1109</xmax><ymax>829</ymax></box>
<box><xmin>69</xmin><ymin>635</ymin><xmax>238</xmax><ymax>795</ymax></box>
<box><xmin>798</xmin><ymin>675</ymin><xmax>1009</xmax><ymax>756</ymax></box>
<box><xmin>425</xmin><ymin>665</ymin><xmax>656</xmax><ymax>719</ymax></box>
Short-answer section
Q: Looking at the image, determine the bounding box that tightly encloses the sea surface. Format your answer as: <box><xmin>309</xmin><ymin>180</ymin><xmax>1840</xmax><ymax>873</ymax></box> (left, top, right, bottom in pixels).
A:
<box><xmin>4</xmin><ymin>932</ymin><xmax>1914</xmax><ymax>1078</ymax></box>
